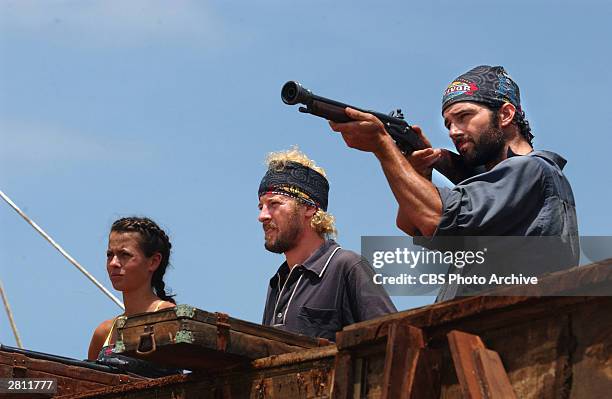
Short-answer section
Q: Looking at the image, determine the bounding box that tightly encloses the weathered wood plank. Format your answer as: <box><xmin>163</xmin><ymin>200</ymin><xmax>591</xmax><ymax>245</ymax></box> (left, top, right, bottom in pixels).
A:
<box><xmin>342</xmin><ymin>260</ymin><xmax>612</xmax><ymax>338</ymax></box>
<box><xmin>0</xmin><ymin>349</ymin><xmax>138</xmax><ymax>397</ymax></box>
<box><xmin>0</xmin><ymin>351</ymin><xmax>134</xmax><ymax>385</ymax></box>
<box><xmin>567</xmin><ymin>302</ymin><xmax>612</xmax><ymax>399</ymax></box>
<box><xmin>474</xmin><ymin>348</ymin><xmax>518</xmax><ymax>398</ymax></box>
<box><xmin>380</xmin><ymin>322</ymin><xmax>423</xmax><ymax>399</ymax></box>
<box><xmin>410</xmin><ymin>348</ymin><xmax>442</xmax><ymax>399</ymax></box>
<box><xmin>448</xmin><ymin>330</ymin><xmax>517</xmax><ymax>399</ymax></box>
<box><xmin>331</xmin><ymin>352</ymin><xmax>352</xmax><ymax>399</ymax></box>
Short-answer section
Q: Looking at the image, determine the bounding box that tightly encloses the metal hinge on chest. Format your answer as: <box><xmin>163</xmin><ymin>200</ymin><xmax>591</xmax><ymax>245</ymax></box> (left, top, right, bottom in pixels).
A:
<box><xmin>12</xmin><ymin>357</ymin><xmax>27</xmax><ymax>378</ymax></box>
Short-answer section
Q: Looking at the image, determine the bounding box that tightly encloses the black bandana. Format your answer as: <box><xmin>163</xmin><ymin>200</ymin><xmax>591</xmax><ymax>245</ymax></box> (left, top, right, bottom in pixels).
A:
<box><xmin>258</xmin><ymin>161</ymin><xmax>329</xmax><ymax>211</ymax></box>
<box><xmin>442</xmin><ymin>65</ymin><xmax>522</xmax><ymax>113</ymax></box>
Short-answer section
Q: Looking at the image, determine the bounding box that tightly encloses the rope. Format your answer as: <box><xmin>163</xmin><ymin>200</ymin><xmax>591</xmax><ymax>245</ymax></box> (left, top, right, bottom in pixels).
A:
<box><xmin>0</xmin><ymin>189</ymin><xmax>124</xmax><ymax>310</ymax></box>
<box><xmin>0</xmin><ymin>280</ymin><xmax>23</xmax><ymax>348</ymax></box>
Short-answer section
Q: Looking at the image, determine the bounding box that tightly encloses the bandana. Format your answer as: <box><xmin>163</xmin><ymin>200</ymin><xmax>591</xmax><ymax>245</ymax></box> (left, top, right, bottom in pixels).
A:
<box><xmin>442</xmin><ymin>65</ymin><xmax>522</xmax><ymax>113</ymax></box>
<box><xmin>258</xmin><ymin>161</ymin><xmax>329</xmax><ymax>211</ymax></box>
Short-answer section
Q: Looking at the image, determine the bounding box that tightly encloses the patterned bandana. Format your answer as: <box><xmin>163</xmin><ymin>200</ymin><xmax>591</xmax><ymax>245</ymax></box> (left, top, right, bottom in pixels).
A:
<box><xmin>258</xmin><ymin>161</ymin><xmax>329</xmax><ymax>211</ymax></box>
<box><xmin>442</xmin><ymin>65</ymin><xmax>522</xmax><ymax>114</ymax></box>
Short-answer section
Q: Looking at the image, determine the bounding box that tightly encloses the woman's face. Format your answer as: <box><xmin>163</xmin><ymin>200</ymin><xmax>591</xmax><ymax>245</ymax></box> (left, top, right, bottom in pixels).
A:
<box><xmin>106</xmin><ymin>231</ymin><xmax>158</xmax><ymax>292</ymax></box>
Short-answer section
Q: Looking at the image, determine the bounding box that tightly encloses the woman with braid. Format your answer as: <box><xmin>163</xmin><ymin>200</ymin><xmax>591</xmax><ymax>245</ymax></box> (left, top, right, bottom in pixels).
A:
<box><xmin>87</xmin><ymin>217</ymin><xmax>176</xmax><ymax>366</ymax></box>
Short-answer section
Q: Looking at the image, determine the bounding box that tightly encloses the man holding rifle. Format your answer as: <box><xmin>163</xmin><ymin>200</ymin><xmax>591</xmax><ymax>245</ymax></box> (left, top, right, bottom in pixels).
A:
<box><xmin>328</xmin><ymin>65</ymin><xmax>579</xmax><ymax>299</ymax></box>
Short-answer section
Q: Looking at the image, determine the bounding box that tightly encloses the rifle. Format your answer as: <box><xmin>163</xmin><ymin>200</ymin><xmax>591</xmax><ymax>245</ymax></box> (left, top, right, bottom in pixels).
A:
<box><xmin>281</xmin><ymin>81</ymin><xmax>478</xmax><ymax>184</ymax></box>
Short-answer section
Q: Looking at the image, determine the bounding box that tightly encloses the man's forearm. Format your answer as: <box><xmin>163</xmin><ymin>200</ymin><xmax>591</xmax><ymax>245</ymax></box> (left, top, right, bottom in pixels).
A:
<box><xmin>374</xmin><ymin>135</ymin><xmax>442</xmax><ymax>236</ymax></box>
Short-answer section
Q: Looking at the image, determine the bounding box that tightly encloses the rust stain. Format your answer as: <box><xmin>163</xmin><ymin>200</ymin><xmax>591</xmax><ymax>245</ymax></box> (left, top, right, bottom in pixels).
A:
<box><xmin>311</xmin><ymin>368</ymin><xmax>330</xmax><ymax>397</ymax></box>
<box><xmin>255</xmin><ymin>379</ymin><xmax>267</xmax><ymax>399</ymax></box>
<box><xmin>295</xmin><ymin>372</ymin><xmax>305</xmax><ymax>395</ymax></box>
<box><xmin>251</xmin><ymin>345</ymin><xmax>337</xmax><ymax>369</ymax></box>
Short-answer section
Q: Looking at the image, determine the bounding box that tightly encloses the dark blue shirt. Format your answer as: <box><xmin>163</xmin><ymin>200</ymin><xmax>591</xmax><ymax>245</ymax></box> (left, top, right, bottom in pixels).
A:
<box><xmin>262</xmin><ymin>240</ymin><xmax>397</xmax><ymax>341</ymax></box>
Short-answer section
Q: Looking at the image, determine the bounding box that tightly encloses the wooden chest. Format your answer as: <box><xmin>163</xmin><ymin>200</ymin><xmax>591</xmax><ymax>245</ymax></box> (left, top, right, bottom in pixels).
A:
<box><xmin>0</xmin><ymin>345</ymin><xmax>141</xmax><ymax>398</ymax></box>
<box><xmin>114</xmin><ymin>305</ymin><xmax>331</xmax><ymax>371</ymax></box>
<box><xmin>57</xmin><ymin>346</ymin><xmax>337</xmax><ymax>399</ymax></box>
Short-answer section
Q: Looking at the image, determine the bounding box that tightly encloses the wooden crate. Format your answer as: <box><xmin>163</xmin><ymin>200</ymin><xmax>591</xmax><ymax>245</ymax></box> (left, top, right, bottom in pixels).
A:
<box><xmin>114</xmin><ymin>305</ymin><xmax>331</xmax><ymax>370</ymax></box>
<box><xmin>0</xmin><ymin>345</ymin><xmax>141</xmax><ymax>398</ymax></box>
<box><xmin>58</xmin><ymin>346</ymin><xmax>337</xmax><ymax>399</ymax></box>
<box><xmin>333</xmin><ymin>260</ymin><xmax>612</xmax><ymax>398</ymax></box>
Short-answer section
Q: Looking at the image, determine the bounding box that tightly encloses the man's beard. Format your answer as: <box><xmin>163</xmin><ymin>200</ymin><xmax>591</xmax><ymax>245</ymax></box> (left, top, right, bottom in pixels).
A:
<box><xmin>264</xmin><ymin>207</ymin><xmax>303</xmax><ymax>254</ymax></box>
<box><xmin>461</xmin><ymin>113</ymin><xmax>505</xmax><ymax>167</ymax></box>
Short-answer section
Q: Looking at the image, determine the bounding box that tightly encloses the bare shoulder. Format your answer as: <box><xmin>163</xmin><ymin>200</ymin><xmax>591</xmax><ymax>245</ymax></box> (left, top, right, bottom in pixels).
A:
<box><xmin>157</xmin><ymin>301</ymin><xmax>177</xmax><ymax>311</ymax></box>
<box><xmin>91</xmin><ymin>319</ymin><xmax>115</xmax><ymax>343</ymax></box>
<box><xmin>87</xmin><ymin>318</ymin><xmax>116</xmax><ymax>361</ymax></box>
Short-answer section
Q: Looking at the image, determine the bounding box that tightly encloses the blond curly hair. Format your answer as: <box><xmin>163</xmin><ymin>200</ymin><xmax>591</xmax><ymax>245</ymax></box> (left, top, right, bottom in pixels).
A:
<box><xmin>265</xmin><ymin>147</ymin><xmax>337</xmax><ymax>239</ymax></box>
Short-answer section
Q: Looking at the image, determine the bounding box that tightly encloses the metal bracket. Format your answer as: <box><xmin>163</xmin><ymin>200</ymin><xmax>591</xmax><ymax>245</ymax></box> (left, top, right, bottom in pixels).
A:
<box><xmin>174</xmin><ymin>304</ymin><xmax>196</xmax><ymax>319</ymax></box>
<box><xmin>175</xmin><ymin>330</ymin><xmax>194</xmax><ymax>344</ymax></box>
<box><xmin>12</xmin><ymin>358</ymin><xmax>27</xmax><ymax>378</ymax></box>
<box><xmin>114</xmin><ymin>340</ymin><xmax>126</xmax><ymax>353</ymax></box>
<box><xmin>116</xmin><ymin>315</ymin><xmax>127</xmax><ymax>329</ymax></box>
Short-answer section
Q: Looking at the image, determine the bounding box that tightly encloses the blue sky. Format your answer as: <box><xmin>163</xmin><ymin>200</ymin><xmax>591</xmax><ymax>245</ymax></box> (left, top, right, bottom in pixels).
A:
<box><xmin>1</xmin><ymin>1</ymin><xmax>610</xmax><ymax>360</ymax></box>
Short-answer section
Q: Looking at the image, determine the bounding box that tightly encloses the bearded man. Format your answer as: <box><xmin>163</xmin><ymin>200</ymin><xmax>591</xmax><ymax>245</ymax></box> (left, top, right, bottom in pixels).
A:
<box><xmin>328</xmin><ymin>65</ymin><xmax>579</xmax><ymax>300</ymax></box>
<box><xmin>258</xmin><ymin>148</ymin><xmax>396</xmax><ymax>340</ymax></box>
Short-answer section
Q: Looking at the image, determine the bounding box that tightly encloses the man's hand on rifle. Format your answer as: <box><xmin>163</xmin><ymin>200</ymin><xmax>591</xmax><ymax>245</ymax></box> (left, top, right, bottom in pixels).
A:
<box><xmin>329</xmin><ymin>107</ymin><xmax>442</xmax><ymax>237</ymax></box>
<box><xmin>329</xmin><ymin>107</ymin><xmax>442</xmax><ymax>180</ymax></box>
<box><xmin>407</xmin><ymin>126</ymin><xmax>442</xmax><ymax>181</ymax></box>
<box><xmin>328</xmin><ymin>107</ymin><xmax>392</xmax><ymax>155</ymax></box>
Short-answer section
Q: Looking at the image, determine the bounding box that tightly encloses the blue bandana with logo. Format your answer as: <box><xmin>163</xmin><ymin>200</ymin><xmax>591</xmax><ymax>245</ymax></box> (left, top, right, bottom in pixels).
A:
<box><xmin>442</xmin><ymin>65</ymin><xmax>522</xmax><ymax>114</ymax></box>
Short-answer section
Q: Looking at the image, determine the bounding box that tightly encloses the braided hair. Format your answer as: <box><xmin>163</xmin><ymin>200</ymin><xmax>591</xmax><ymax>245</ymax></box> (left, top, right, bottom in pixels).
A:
<box><xmin>111</xmin><ymin>217</ymin><xmax>176</xmax><ymax>303</ymax></box>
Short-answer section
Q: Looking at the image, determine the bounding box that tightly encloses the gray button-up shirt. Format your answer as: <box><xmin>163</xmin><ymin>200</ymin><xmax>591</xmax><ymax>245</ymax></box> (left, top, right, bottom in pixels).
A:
<box><xmin>435</xmin><ymin>150</ymin><xmax>578</xmax><ymax>237</ymax></box>
<box><xmin>432</xmin><ymin>150</ymin><xmax>580</xmax><ymax>301</ymax></box>
<box><xmin>262</xmin><ymin>240</ymin><xmax>396</xmax><ymax>341</ymax></box>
